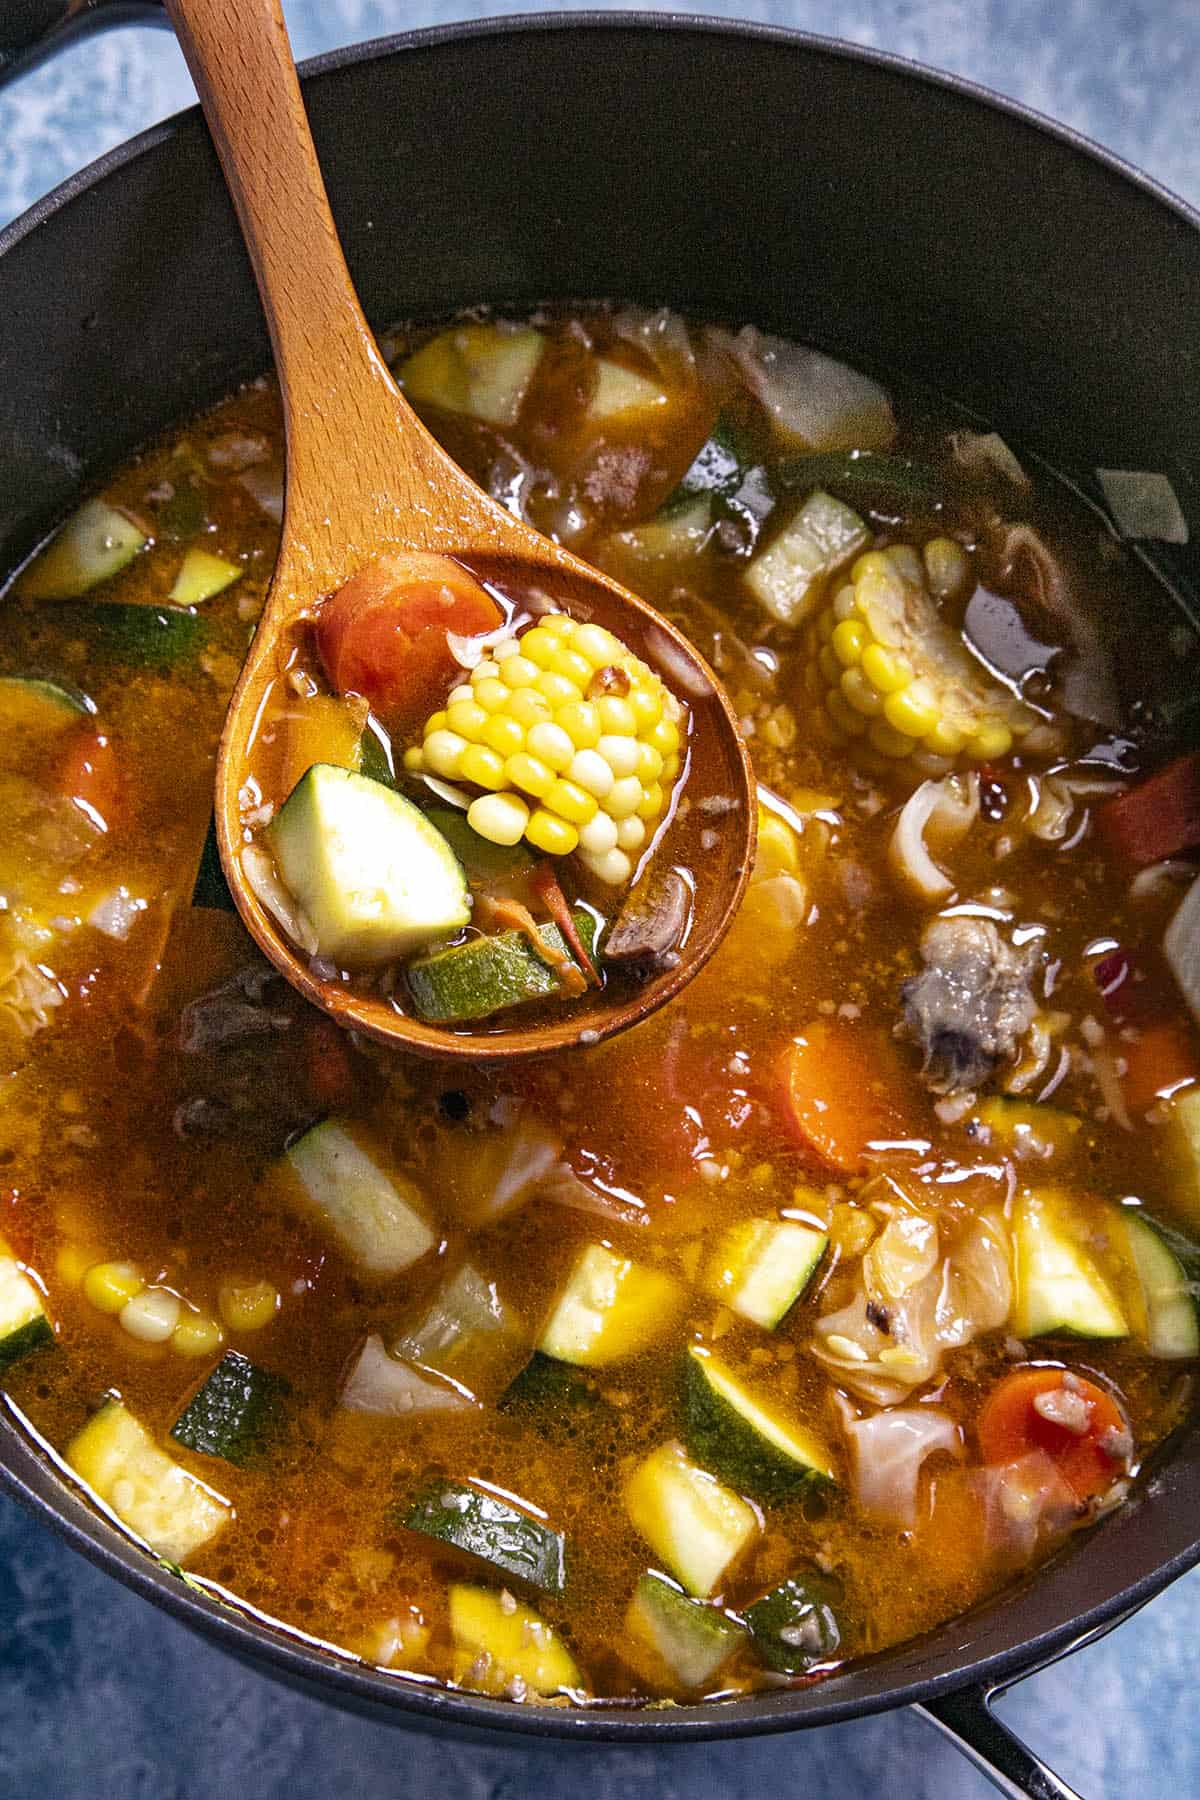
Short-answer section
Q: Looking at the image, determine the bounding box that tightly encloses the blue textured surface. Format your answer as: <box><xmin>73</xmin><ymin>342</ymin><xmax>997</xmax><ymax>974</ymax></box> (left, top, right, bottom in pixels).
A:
<box><xmin>2</xmin><ymin>5</ymin><xmax>1199</xmax><ymax>1796</ymax></box>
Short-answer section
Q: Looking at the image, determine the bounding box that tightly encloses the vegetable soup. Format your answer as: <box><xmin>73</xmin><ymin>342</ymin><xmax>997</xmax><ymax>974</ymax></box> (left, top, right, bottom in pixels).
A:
<box><xmin>2</xmin><ymin>306</ymin><xmax>1199</xmax><ymax>1704</ymax></box>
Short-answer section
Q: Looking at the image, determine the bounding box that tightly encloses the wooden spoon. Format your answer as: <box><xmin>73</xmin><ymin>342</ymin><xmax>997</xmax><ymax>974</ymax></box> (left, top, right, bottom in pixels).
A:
<box><xmin>167</xmin><ymin>0</ymin><xmax>755</xmax><ymax>1059</ymax></box>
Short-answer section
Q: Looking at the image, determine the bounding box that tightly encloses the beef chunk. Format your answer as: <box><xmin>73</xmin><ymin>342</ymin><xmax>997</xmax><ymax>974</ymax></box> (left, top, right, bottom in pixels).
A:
<box><xmin>901</xmin><ymin>915</ymin><xmax>1036</xmax><ymax>1094</ymax></box>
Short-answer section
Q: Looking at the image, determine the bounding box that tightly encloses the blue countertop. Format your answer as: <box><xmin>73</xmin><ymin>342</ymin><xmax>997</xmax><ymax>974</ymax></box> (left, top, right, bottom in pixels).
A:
<box><xmin>2</xmin><ymin>5</ymin><xmax>1199</xmax><ymax>1796</ymax></box>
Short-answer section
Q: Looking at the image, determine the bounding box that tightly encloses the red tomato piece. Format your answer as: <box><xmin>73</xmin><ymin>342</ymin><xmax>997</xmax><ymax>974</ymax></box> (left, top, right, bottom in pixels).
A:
<box><xmin>977</xmin><ymin>1366</ymin><xmax>1129</xmax><ymax>1501</ymax></box>
<box><xmin>58</xmin><ymin>725</ymin><xmax>120</xmax><ymax>833</ymax></box>
<box><xmin>315</xmin><ymin>552</ymin><xmax>503</xmax><ymax>735</ymax></box>
<box><xmin>1098</xmin><ymin>752</ymin><xmax>1200</xmax><ymax>867</ymax></box>
<box><xmin>300</xmin><ymin>1013</ymin><xmax>359</xmax><ymax>1113</ymax></box>
<box><xmin>773</xmin><ymin>1019</ymin><xmax>911</xmax><ymax>1175</ymax></box>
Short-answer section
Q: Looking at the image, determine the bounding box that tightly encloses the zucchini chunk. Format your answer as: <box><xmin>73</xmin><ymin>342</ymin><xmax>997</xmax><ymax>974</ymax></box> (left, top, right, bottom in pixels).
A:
<box><xmin>399</xmin><ymin>323</ymin><xmax>545</xmax><ymax>427</ymax></box>
<box><xmin>405</xmin><ymin>912</ymin><xmax>597</xmax><ymax>1025</ymax></box>
<box><xmin>67</xmin><ymin>1399</ymin><xmax>230</xmax><ymax>1562</ymax></box>
<box><xmin>588</xmin><ymin>359</ymin><xmax>670</xmax><ymax>422</ymax></box>
<box><xmin>393</xmin><ymin>1261</ymin><xmax>528</xmax><ymax>1399</ymax></box>
<box><xmin>682</xmin><ymin>1346</ymin><xmax>835</xmax><ymax>1500</ymax></box>
<box><xmin>743</xmin><ymin>1571</ymin><xmax>842</xmax><ymax>1673</ymax></box>
<box><xmin>168</xmin><ymin>547</ymin><xmax>241</xmax><ymax>606</ymax></box>
<box><xmin>538</xmin><ymin>1243</ymin><xmax>685</xmax><ymax>1367</ymax></box>
<box><xmin>403</xmin><ymin>1481</ymin><xmax>566</xmax><ymax>1593</ymax></box>
<box><xmin>449</xmin><ymin>1584</ymin><xmax>583</xmax><ymax>1696</ymax></box>
<box><xmin>0</xmin><ymin>676</ymin><xmax>90</xmax><ymax>738</ymax></box>
<box><xmin>624</xmin><ymin>1573</ymin><xmax>747</xmax><ymax>1692</ymax></box>
<box><xmin>1123</xmin><ymin>1213</ymin><xmax>1200</xmax><ymax>1360</ymax></box>
<box><xmin>18</xmin><ymin>498</ymin><xmax>146</xmax><ymax>599</ymax></box>
<box><xmin>976</xmin><ymin>1096</ymin><xmax>1081</xmax><ymax>1160</ymax></box>
<box><xmin>624</xmin><ymin>1440</ymin><xmax>758</xmax><ymax>1598</ymax></box>
<box><xmin>661</xmin><ymin>412</ymin><xmax>756</xmax><ymax>517</ymax></box>
<box><xmin>743</xmin><ymin>490</ymin><xmax>869</xmax><ymax>627</ymax></box>
<box><xmin>0</xmin><ymin>1244</ymin><xmax>53</xmax><ymax>1372</ymax></box>
<box><xmin>61</xmin><ymin>602</ymin><xmax>207</xmax><ymax>669</ymax></box>
<box><xmin>606</xmin><ymin>496</ymin><xmax>712</xmax><ymax>564</ymax></box>
<box><xmin>267</xmin><ymin>765</ymin><xmax>470</xmax><ymax>968</ymax></box>
<box><xmin>1163</xmin><ymin>1086</ymin><xmax>1200</xmax><ymax>1230</ymax></box>
<box><xmin>423</xmin><ymin>806</ymin><xmax>538</xmax><ymax>882</ymax></box>
<box><xmin>1011</xmin><ymin>1192</ymin><xmax>1128</xmax><ymax>1339</ymax></box>
<box><xmin>281</xmin><ymin>1119</ymin><xmax>438</xmax><ymax>1278</ymax></box>
<box><xmin>170</xmin><ymin>1349</ymin><xmax>290</xmax><ymax>1467</ymax></box>
<box><xmin>701</xmin><ymin>1217</ymin><xmax>828</xmax><ymax>1329</ymax></box>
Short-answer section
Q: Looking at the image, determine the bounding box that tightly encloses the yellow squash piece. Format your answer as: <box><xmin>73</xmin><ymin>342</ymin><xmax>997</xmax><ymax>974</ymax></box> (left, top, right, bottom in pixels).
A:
<box><xmin>538</xmin><ymin>1244</ymin><xmax>685</xmax><ymax>1366</ymax></box>
<box><xmin>449</xmin><ymin>1585</ymin><xmax>584</xmax><ymax>1696</ymax></box>
<box><xmin>67</xmin><ymin>1399</ymin><xmax>230</xmax><ymax>1562</ymax></box>
<box><xmin>169</xmin><ymin>547</ymin><xmax>242</xmax><ymax>605</ymax></box>
<box><xmin>399</xmin><ymin>323</ymin><xmax>545</xmax><ymax>427</ymax></box>
<box><xmin>624</xmin><ymin>1440</ymin><xmax>758</xmax><ymax>1597</ymax></box>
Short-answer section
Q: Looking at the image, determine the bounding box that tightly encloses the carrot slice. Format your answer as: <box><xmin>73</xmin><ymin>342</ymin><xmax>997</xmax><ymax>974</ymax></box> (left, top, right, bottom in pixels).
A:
<box><xmin>315</xmin><ymin>552</ymin><xmax>502</xmax><ymax>735</ymax></box>
<box><xmin>977</xmin><ymin>1366</ymin><xmax>1129</xmax><ymax>1501</ymax></box>
<box><xmin>1097</xmin><ymin>752</ymin><xmax>1200</xmax><ymax>866</ymax></box>
<box><xmin>1119</xmin><ymin>1019</ymin><xmax>1198</xmax><ymax>1115</ymax></box>
<box><xmin>774</xmin><ymin>1019</ymin><xmax>911</xmax><ymax>1175</ymax></box>
<box><xmin>58</xmin><ymin>725</ymin><xmax>120</xmax><ymax>833</ymax></box>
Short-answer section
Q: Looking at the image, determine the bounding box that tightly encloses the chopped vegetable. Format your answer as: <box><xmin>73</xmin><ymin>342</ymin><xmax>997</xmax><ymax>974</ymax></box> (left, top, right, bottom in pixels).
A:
<box><xmin>975</xmin><ymin>1096</ymin><xmax>1081</xmax><ymax>1160</ymax></box>
<box><xmin>280</xmin><ymin>1118</ymin><xmax>438</xmax><ymax>1278</ymax></box>
<box><xmin>775</xmin><ymin>1019</ymin><xmax>909</xmax><ymax>1174</ymax></box>
<box><xmin>605</xmin><ymin>496</ymin><xmax>713</xmax><ymax>562</ymax></box>
<box><xmin>393</xmin><ymin>1261</ymin><xmax>528</xmax><ymax>1399</ymax></box>
<box><xmin>743</xmin><ymin>1572</ymin><xmax>842</xmax><ymax>1673</ymax></box>
<box><xmin>432</xmin><ymin>1112</ymin><xmax>562</xmax><ymax>1230</ymax></box>
<box><xmin>275</xmin><ymin>696</ymin><xmax>366</xmax><ymax>798</ymax></box>
<box><xmin>624</xmin><ymin>1440</ymin><xmax>758</xmax><ymax>1598</ymax></box>
<box><xmin>700</xmin><ymin>1217</ymin><xmax>828</xmax><ymax>1329</ymax></box>
<box><xmin>1163</xmin><ymin>1086</ymin><xmax>1200</xmax><ymax>1229</ymax></box>
<box><xmin>682</xmin><ymin>1346</ymin><xmax>835</xmax><ymax>1500</ymax></box>
<box><xmin>169</xmin><ymin>547</ymin><xmax>241</xmax><ymax>605</ymax></box>
<box><xmin>18</xmin><ymin>498</ymin><xmax>146</xmax><ymax>599</ymax></box>
<box><xmin>660</xmin><ymin>412</ymin><xmax>756</xmax><ymax>518</ymax></box>
<box><xmin>977</xmin><ymin>1366</ymin><xmax>1130</xmax><ymax>1501</ymax></box>
<box><xmin>405</xmin><ymin>912</ymin><xmax>597</xmax><ymax>1024</ymax></box>
<box><xmin>404</xmin><ymin>611</ymin><xmax>687</xmax><ymax>881</ymax></box>
<box><xmin>804</xmin><ymin>545</ymin><xmax>1032</xmax><ymax>764</ymax></box>
<box><xmin>403</xmin><ymin>1482</ymin><xmax>566</xmax><ymax>1593</ymax></box>
<box><xmin>1122</xmin><ymin>1213</ymin><xmax>1200</xmax><ymax>1360</ymax></box>
<box><xmin>58</xmin><ymin>725</ymin><xmax>120</xmax><ymax>832</ymax></box>
<box><xmin>743</xmin><ymin>490</ymin><xmax>869</xmax><ymax>627</ymax></box>
<box><xmin>398</xmin><ymin>323</ymin><xmax>545</xmax><ymax>427</ymax></box>
<box><xmin>0</xmin><ymin>1241</ymin><xmax>52</xmax><ymax>1372</ymax></box>
<box><xmin>774</xmin><ymin>450</ymin><xmax>938</xmax><ymax>509</ymax></box>
<box><xmin>1098</xmin><ymin>754</ymin><xmax>1200</xmax><ymax>866</ymax></box>
<box><xmin>0</xmin><ymin>676</ymin><xmax>90</xmax><ymax>737</ymax></box>
<box><xmin>538</xmin><ymin>1243</ymin><xmax>685</xmax><ymax>1366</ymax></box>
<box><xmin>170</xmin><ymin>1349</ymin><xmax>289</xmax><ymax>1467</ymax></box>
<box><xmin>67</xmin><ymin>1399</ymin><xmax>230</xmax><ymax>1561</ymax></box>
<box><xmin>1011</xmin><ymin>1191</ymin><xmax>1127</xmax><ymax>1340</ymax></box>
<box><xmin>1119</xmin><ymin>1020</ymin><xmax>1198</xmax><ymax>1115</ymax></box>
<box><xmin>624</xmin><ymin>1573</ymin><xmax>747</xmax><ymax>1691</ymax></box>
<box><xmin>1165</xmin><ymin>874</ymin><xmax>1200</xmax><ymax>1034</ymax></box>
<box><xmin>316</xmin><ymin>552</ymin><xmax>503</xmax><ymax>735</ymax></box>
<box><xmin>588</xmin><ymin>358</ymin><xmax>670</xmax><ymax>421</ymax></box>
<box><xmin>448</xmin><ymin>1584</ymin><xmax>583</xmax><ymax>1696</ymax></box>
<box><xmin>717</xmin><ymin>327</ymin><xmax>896</xmax><ymax>451</ymax></box>
<box><xmin>58</xmin><ymin>602</ymin><xmax>207</xmax><ymax>669</ymax></box>
<box><xmin>339</xmin><ymin>1335</ymin><xmax>475</xmax><ymax>1416</ymax></box>
<box><xmin>266</xmin><ymin>765</ymin><xmax>470</xmax><ymax>967</ymax></box>
<box><xmin>422</xmin><ymin>805</ymin><xmax>537</xmax><ymax>882</ymax></box>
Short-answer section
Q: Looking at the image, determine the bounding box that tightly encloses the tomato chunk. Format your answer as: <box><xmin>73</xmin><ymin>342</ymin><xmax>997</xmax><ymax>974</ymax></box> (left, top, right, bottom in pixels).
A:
<box><xmin>977</xmin><ymin>1366</ymin><xmax>1130</xmax><ymax>1501</ymax></box>
<box><xmin>315</xmin><ymin>552</ymin><xmax>502</xmax><ymax>736</ymax></box>
<box><xmin>1098</xmin><ymin>752</ymin><xmax>1200</xmax><ymax>867</ymax></box>
<box><xmin>57</xmin><ymin>725</ymin><xmax>120</xmax><ymax>832</ymax></box>
<box><xmin>774</xmin><ymin>1019</ymin><xmax>912</xmax><ymax>1175</ymax></box>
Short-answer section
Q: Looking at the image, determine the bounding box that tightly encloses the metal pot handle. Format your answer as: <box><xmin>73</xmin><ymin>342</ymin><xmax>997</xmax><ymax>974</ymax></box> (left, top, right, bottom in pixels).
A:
<box><xmin>0</xmin><ymin>0</ymin><xmax>168</xmax><ymax>87</ymax></box>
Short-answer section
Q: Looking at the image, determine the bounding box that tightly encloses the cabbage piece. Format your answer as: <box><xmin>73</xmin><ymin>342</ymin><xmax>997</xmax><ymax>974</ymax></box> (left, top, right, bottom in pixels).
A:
<box><xmin>842</xmin><ymin>1405</ymin><xmax>963</xmax><ymax>1527</ymax></box>
<box><xmin>339</xmin><ymin>1334</ymin><xmax>476</xmax><ymax>1416</ymax></box>
<box><xmin>713</xmin><ymin>326</ymin><xmax>895</xmax><ymax>451</ymax></box>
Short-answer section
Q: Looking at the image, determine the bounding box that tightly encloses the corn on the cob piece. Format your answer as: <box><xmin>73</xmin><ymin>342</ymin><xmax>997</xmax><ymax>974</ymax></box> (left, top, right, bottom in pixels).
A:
<box><xmin>804</xmin><ymin>541</ymin><xmax>1033</xmax><ymax>771</ymax></box>
<box><xmin>405</xmin><ymin>614</ymin><xmax>687</xmax><ymax>883</ymax></box>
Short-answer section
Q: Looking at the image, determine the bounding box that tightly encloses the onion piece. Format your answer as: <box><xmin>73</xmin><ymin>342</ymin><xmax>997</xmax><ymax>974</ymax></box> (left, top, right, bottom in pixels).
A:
<box><xmin>339</xmin><ymin>1335</ymin><xmax>476</xmax><ymax>1415</ymax></box>
<box><xmin>842</xmin><ymin>1405</ymin><xmax>963</xmax><ymax>1527</ymax></box>
<box><xmin>642</xmin><ymin>623</ymin><xmax>714</xmax><ymax>700</ymax></box>
<box><xmin>711</xmin><ymin>325</ymin><xmax>895</xmax><ymax>451</ymax></box>
<box><xmin>888</xmin><ymin>774</ymin><xmax>979</xmax><ymax>903</ymax></box>
<box><xmin>420</xmin><ymin>774</ymin><xmax>473</xmax><ymax>810</ymax></box>
<box><xmin>949</xmin><ymin>430</ymin><xmax>1030</xmax><ymax>489</ymax></box>
<box><xmin>236</xmin><ymin>460</ymin><xmax>284</xmax><ymax>523</ymax></box>
<box><xmin>240</xmin><ymin>843</ymin><xmax>319</xmax><ymax>956</ymax></box>
<box><xmin>1097</xmin><ymin>469</ymin><xmax>1189</xmax><ymax>545</ymax></box>
<box><xmin>87</xmin><ymin>886</ymin><xmax>148</xmax><ymax>941</ymax></box>
<box><xmin>972</xmin><ymin>1449</ymin><xmax>1080</xmax><ymax>1558</ymax></box>
<box><xmin>611</xmin><ymin>306</ymin><xmax>696</xmax><ymax>380</ymax></box>
<box><xmin>446</xmin><ymin>622</ymin><xmax>513</xmax><ymax>670</ymax></box>
<box><xmin>538</xmin><ymin>1161</ymin><xmax>648</xmax><ymax>1228</ymax></box>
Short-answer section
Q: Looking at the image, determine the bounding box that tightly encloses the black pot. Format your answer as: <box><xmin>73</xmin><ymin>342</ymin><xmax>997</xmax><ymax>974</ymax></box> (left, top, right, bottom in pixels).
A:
<box><xmin>1</xmin><ymin>12</ymin><xmax>1198</xmax><ymax>1798</ymax></box>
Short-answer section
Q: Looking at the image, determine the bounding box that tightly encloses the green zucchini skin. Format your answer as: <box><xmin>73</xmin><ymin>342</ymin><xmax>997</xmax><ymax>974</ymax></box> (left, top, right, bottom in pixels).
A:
<box><xmin>773</xmin><ymin>451</ymin><xmax>939</xmax><ymax>509</ymax></box>
<box><xmin>170</xmin><ymin>1350</ymin><xmax>290</xmax><ymax>1468</ymax></box>
<box><xmin>680</xmin><ymin>1351</ymin><xmax>832</xmax><ymax>1502</ymax></box>
<box><xmin>402</xmin><ymin>1481</ymin><xmax>567</xmax><ymax>1593</ymax></box>
<box><xmin>498</xmin><ymin>1353</ymin><xmax>609</xmax><ymax>1444</ymax></box>
<box><xmin>0</xmin><ymin>1313</ymin><xmax>54</xmax><ymax>1374</ymax></box>
<box><xmin>191</xmin><ymin>815</ymin><xmax>237</xmax><ymax>911</ymax></box>
<box><xmin>59</xmin><ymin>601</ymin><xmax>208</xmax><ymax>669</ymax></box>
<box><xmin>406</xmin><ymin>911</ymin><xmax>598</xmax><ymax>1024</ymax></box>
<box><xmin>743</xmin><ymin>1572</ymin><xmax>843</xmax><ymax>1673</ymax></box>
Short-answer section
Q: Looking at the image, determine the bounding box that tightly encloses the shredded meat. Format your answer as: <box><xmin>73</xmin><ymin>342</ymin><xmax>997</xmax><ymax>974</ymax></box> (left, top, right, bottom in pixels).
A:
<box><xmin>901</xmin><ymin>915</ymin><xmax>1036</xmax><ymax>1094</ymax></box>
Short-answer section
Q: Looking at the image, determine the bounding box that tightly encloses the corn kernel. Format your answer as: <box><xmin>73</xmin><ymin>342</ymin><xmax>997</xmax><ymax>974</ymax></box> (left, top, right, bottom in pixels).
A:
<box><xmin>534</xmin><ymin>670</ymin><xmax>579</xmax><ymax>709</ymax></box>
<box><xmin>636</xmin><ymin>743</ymin><xmax>664</xmax><ymax>783</ymax></box>
<box><xmin>755</xmin><ymin>810</ymin><xmax>799</xmax><ymax>877</ymax></box>
<box><xmin>860</xmin><ymin>643</ymin><xmax>911</xmax><ymax>695</ymax></box>
<box><xmin>172</xmin><ymin>1311</ymin><xmax>225</xmax><ymax>1358</ymax></box>
<box><xmin>832</xmin><ymin>585</ymin><xmax>857</xmax><ymax>622</ymax></box>
<box><xmin>662</xmin><ymin>754</ymin><xmax>682</xmax><ymax>782</ymax></box>
<box><xmin>616</xmin><ymin>816</ymin><xmax>647</xmax><ymax>852</ymax></box>
<box><xmin>598</xmin><ymin>734</ymin><xmax>639</xmax><ymax>777</ymax></box>
<box><xmin>851</xmin><ymin>549</ymin><xmax>894</xmax><ymax>584</ymax></box>
<box><xmin>468</xmin><ymin>791</ymin><xmax>530</xmax><ymax>846</ymax></box>
<box><xmin>505</xmin><ymin>689</ymin><xmax>552</xmax><ymax>728</ymax></box>
<box><xmin>841</xmin><ymin>666</ymin><xmax>884</xmax><ymax>718</ymax></box>
<box><xmin>549</xmin><ymin>646</ymin><xmax>593</xmax><ymax>688</ymax></box>
<box><xmin>504</xmin><ymin>752</ymin><xmax>555</xmax><ymax>798</ymax></box>
<box><xmin>446</xmin><ymin>700</ymin><xmax>488</xmax><ymax>741</ymax></box>
<box><xmin>818</xmin><ymin>645</ymin><xmax>841</xmax><ymax>686</ymax></box>
<box><xmin>120</xmin><ymin>1286</ymin><xmax>182</xmax><ymax>1344</ymax></box>
<box><xmin>540</xmin><ymin>612</ymin><xmax>574</xmax><ymax>637</ymax></box>
<box><xmin>519</xmin><ymin>626</ymin><xmax>556</xmax><ymax>667</ymax></box>
<box><xmin>497</xmin><ymin>653</ymin><xmax>539</xmax><ymax>690</ymax></box>
<box><xmin>473</xmin><ymin>678</ymin><xmax>511</xmax><ymax>714</ymax></box>
<box><xmin>447</xmin><ymin>683</ymin><xmax>475</xmax><ymax>707</ymax></box>
<box><xmin>555</xmin><ymin>700</ymin><xmax>601</xmax><ymax>749</ymax></box>
<box><xmin>543</xmin><ymin>778</ymin><xmax>598</xmax><ymax>825</ymax></box>
<box><xmin>579</xmin><ymin>811</ymin><xmax>619</xmax><ymax>855</ymax></box>
<box><xmin>816</xmin><ymin>610</ymin><xmax>835</xmax><ymax>643</ymax></box>
<box><xmin>526</xmin><ymin>808</ymin><xmax>579</xmax><ymax>856</ymax></box>
<box><xmin>923</xmin><ymin>717</ymin><xmax>967</xmax><ymax>757</ymax></box>
<box><xmin>606</xmin><ymin>776</ymin><xmax>644</xmax><ymax>819</ymax></box>
<box><xmin>575</xmin><ymin>623</ymin><xmax>623</xmax><ymax>665</ymax></box>
<box><xmin>924</xmin><ymin>535</ymin><xmax>970</xmax><ymax>600</ymax></box>
<box><xmin>826</xmin><ymin>691</ymin><xmax>868</xmax><ymax>738</ymax></box>
<box><xmin>459</xmin><ymin>744</ymin><xmax>508</xmax><ymax>790</ymax></box>
<box><xmin>832</xmin><ymin>619</ymin><xmax>866</xmax><ymax>667</ymax></box>
<box><xmin>869</xmin><ymin>717</ymin><xmax>916</xmax><ymax>758</ymax></box>
<box><xmin>629</xmin><ymin>686</ymin><xmax>662</xmax><ymax>730</ymax></box>
<box><xmin>469</xmin><ymin>659</ymin><xmax>500</xmax><ymax>685</ymax></box>
<box><xmin>581</xmin><ymin>847</ymin><xmax>633</xmax><ymax>886</ymax></box>
<box><xmin>887</xmin><ymin>543</ymin><xmax>923</xmax><ymax>585</ymax></box>
<box><xmin>969</xmin><ymin>721</ymin><xmax>1013</xmax><ymax>760</ymax></box>
<box><xmin>422</xmin><ymin>709</ymin><xmax>448</xmax><ymax>737</ymax></box>
<box><xmin>481</xmin><ymin>713</ymin><xmax>525</xmax><ymax>758</ymax></box>
<box><xmin>647</xmin><ymin>718</ymin><xmax>680</xmax><ymax>757</ymax></box>
<box><xmin>402</xmin><ymin>746</ymin><xmax>425</xmax><ymax>772</ymax></box>
<box><xmin>568</xmin><ymin>748</ymin><xmax>615</xmax><ymax>798</ymax></box>
<box><xmin>596</xmin><ymin>694</ymin><xmax>637</xmax><ymax>736</ymax></box>
<box><xmin>219</xmin><ymin>1278</ymin><xmax>280</xmax><ymax>1334</ymax></box>
<box><xmin>884</xmin><ymin>678</ymin><xmax>939</xmax><ymax>740</ymax></box>
<box><xmin>83</xmin><ymin>1260</ymin><xmax>144</xmax><ymax>1315</ymax></box>
<box><xmin>492</xmin><ymin>637</ymin><xmax>521</xmax><ymax>661</ymax></box>
<box><xmin>524</xmin><ymin>721</ymin><xmax>574</xmax><ymax>772</ymax></box>
<box><xmin>422</xmin><ymin>729</ymin><xmax>468</xmax><ymax>777</ymax></box>
<box><xmin>636</xmin><ymin>782</ymin><xmax>664</xmax><ymax>820</ymax></box>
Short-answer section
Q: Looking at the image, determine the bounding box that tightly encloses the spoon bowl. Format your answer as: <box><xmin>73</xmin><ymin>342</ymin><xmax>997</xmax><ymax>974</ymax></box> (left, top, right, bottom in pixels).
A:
<box><xmin>168</xmin><ymin>0</ymin><xmax>755</xmax><ymax>1057</ymax></box>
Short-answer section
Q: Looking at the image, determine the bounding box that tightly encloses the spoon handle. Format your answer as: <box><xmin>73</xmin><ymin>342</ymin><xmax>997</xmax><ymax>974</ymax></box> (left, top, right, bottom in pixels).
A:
<box><xmin>164</xmin><ymin>0</ymin><xmax>473</xmax><ymax>587</ymax></box>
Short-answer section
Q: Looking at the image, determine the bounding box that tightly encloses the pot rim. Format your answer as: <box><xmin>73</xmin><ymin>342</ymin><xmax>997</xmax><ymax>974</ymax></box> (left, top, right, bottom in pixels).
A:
<box><xmin>3</xmin><ymin>8</ymin><xmax>1199</xmax><ymax>1742</ymax></box>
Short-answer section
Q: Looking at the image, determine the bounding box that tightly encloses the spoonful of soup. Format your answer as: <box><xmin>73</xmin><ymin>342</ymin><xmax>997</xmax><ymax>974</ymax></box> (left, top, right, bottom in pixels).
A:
<box><xmin>164</xmin><ymin>0</ymin><xmax>754</xmax><ymax>1059</ymax></box>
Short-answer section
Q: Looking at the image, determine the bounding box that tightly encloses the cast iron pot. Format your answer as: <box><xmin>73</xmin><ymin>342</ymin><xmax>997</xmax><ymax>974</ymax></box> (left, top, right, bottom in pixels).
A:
<box><xmin>2</xmin><ymin>10</ymin><xmax>1199</xmax><ymax>1797</ymax></box>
